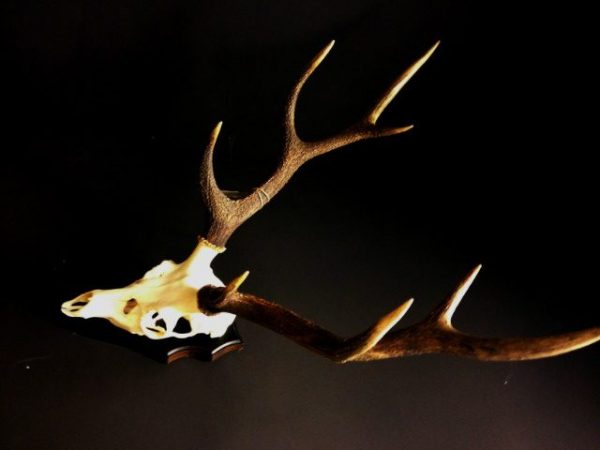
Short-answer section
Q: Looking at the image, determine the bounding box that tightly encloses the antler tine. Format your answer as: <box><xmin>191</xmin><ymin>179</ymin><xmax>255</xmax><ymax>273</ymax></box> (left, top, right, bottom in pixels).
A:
<box><xmin>429</xmin><ymin>264</ymin><xmax>482</xmax><ymax>329</ymax></box>
<box><xmin>338</xmin><ymin>298</ymin><xmax>414</xmax><ymax>362</ymax></box>
<box><xmin>367</xmin><ymin>41</ymin><xmax>440</xmax><ymax>125</ymax></box>
<box><xmin>200</xmin><ymin>121</ymin><xmax>230</xmax><ymax>214</ymax></box>
<box><xmin>297</xmin><ymin>41</ymin><xmax>440</xmax><ymax>161</ymax></box>
<box><xmin>203</xmin><ymin>266</ymin><xmax>600</xmax><ymax>363</ymax></box>
<box><xmin>284</xmin><ymin>40</ymin><xmax>336</xmax><ymax>146</ymax></box>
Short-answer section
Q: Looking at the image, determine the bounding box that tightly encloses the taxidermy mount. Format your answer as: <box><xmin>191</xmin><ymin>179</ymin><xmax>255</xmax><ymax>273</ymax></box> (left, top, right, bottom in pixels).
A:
<box><xmin>61</xmin><ymin>40</ymin><xmax>600</xmax><ymax>363</ymax></box>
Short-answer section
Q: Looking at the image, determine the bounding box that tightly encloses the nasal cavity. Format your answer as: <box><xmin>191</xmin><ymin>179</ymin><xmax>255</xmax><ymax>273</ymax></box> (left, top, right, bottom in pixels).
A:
<box><xmin>123</xmin><ymin>298</ymin><xmax>138</xmax><ymax>315</ymax></box>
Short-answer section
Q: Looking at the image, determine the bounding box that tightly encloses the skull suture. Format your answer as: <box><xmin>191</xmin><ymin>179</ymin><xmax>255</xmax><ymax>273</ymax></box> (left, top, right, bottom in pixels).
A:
<box><xmin>61</xmin><ymin>238</ymin><xmax>235</xmax><ymax>339</ymax></box>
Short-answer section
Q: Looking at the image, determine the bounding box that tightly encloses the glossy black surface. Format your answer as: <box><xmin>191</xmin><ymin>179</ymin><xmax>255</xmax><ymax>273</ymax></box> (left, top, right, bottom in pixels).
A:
<box><xmin>2</xmin><ymin>1</ymin><xmax>599</xmax><ymax>449</ymax></box>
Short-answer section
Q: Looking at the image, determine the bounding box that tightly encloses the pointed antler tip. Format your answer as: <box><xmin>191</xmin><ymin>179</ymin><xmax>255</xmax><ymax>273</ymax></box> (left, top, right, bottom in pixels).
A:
<box><xmin>224</xmin><ymin>270</ymin><xmax>250</xmax><ymax>297</ymax></box>
<box><xmin>367</xmin><ymin>42</ymin><xmax>441</xmax><ymax>125</ymax></box>
<box><xmin>343</xmin><ymin>297</ymin><xmax>416</xmax><ymax>362</ymax></box>
<box><xmin>236</xmin><ymin>270</ymin><xmax>250</xmax><ymax>287</ymax></box>
<box><xmin>210</xmin><ymin>121</ymin><xmax>223</xmax><ymax>141</ymax></box>
<box><xmin>456</xmin><ymin>264</ymin><xmax>482</xmax><ymax>296</ymax></box>
<box><xmin>423</xmin><ymin>41</ymin><xmax>441</xmax><ymax>59</ymax></box>
<box><xmin>418</xmin><ymin>41</ymin><xmax>441</xmax><ymax>65</ymax></box>
<box><xmin>382</xmin><ymin>298</ymin><xmax>415</xmax><ymax>330</ymax></box>
<box><xmin>470</xmin><ymin>264</ymin><xmax>483</xmax><ymax>278</ymax></box>
<box><xmin>320</xmin><ymin>40</ymin><xmax>335</xmax><ymax>56</ymax></box>
<box><xmin>433</xmin><ymin>266</ymin><xmax>482</xmax><ymax>328</ymax></box>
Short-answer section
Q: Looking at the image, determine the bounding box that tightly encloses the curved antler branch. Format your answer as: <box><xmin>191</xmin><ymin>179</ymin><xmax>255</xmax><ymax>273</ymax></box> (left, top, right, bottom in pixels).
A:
<box><xmin>201</xmin><ymin>266</ymin><xmax>600</xmax><ymax>363</ymax></box>
<box><xmin>200</xmin><ymin>41</ymin><xmax>439</xmax><ymax>246</ymax></box>
<box><xmin>284</xmin><ymin>40</ymin><xmax>336</xmax><ymax>146</ymax></box>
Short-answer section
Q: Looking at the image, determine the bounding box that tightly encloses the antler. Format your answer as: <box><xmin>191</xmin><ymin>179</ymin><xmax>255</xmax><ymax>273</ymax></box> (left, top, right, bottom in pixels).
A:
<box><xmin>201</xmin><ymin>40</ymin><xmax>439</xmax><ymax>247</ymax></box>
<box><xmin>202</xmin><ymin>266</ymin><xmax>600</xmax><ymax>362</ymax></box>
<box><xmin>198</xmin><ymin>41</ymin><xmax>600</xmax><ymax>362</ymax></box>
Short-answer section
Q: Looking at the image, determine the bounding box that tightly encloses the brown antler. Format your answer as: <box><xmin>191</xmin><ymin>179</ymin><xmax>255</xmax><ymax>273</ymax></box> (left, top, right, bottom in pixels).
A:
<box><xmin>202</xmin><ymin>266</ymin><xmax>600</xmax><ymax>362</ymax></box>
<box><xmin>201</xmin><ymin>40</ymin><xmax>439</xmax><ymax>246</ymax></box>
<box><xmin>197</xmin><ymin>41</ymin><xmax>600</xmax><ymax>363</ymax></box>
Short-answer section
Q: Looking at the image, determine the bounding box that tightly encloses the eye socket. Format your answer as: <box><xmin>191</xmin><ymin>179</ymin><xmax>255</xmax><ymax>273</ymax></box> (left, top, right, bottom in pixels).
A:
<box><xmin>173</xmin><ymin>317</ymin><xmax>192</xmax><ymax>334</ymax></box>
<box><xmin>123</xmin><ymin>298</ymin><xmax>138</xmax><ymax>315</ymax></box>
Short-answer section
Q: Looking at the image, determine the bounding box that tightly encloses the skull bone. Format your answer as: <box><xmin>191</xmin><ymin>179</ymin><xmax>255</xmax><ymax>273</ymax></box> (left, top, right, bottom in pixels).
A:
<box><xmin>61</xmin><ymin>239</ymin><xmax>235</xmax><ymax>339</ymax></box>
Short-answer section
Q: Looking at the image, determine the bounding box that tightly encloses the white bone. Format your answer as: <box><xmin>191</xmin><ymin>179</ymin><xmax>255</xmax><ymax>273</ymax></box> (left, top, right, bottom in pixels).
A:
<box><xmin>61</xmin><ymin>239</ymin><xmax>236</xmax><ymax>339</ymax></box>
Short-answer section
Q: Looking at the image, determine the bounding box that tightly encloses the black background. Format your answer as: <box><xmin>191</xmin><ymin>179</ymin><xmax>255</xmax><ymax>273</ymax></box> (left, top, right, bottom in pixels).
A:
<box><xmin>2</xmin><ymin>1</ymin><xmax>599</xmax><ymax>449</ymax></box>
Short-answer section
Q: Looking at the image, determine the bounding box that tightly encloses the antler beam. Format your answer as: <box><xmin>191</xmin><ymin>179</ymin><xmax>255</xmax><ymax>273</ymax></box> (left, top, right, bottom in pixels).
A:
<box><xmin>201</xmin><ymin>40</ymin><xmax>440</xmax><ymax>247</ymax></box>
<box><xmin>203</xmin><ymin>266</ymin><xmax>600</xmax><ymax>362</ymax></box>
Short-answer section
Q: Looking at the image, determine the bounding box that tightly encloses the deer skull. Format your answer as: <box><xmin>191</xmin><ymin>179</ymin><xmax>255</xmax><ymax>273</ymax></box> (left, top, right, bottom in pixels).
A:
<box><xmin>61</xmin><ymin>238</ymin><xmax>235</xmax><ymax>339</ymax></box>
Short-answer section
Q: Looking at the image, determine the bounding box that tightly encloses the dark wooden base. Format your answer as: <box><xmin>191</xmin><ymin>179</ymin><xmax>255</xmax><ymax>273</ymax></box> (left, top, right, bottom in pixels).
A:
<box><xmin>163</xmin><ymin>324</ymin><xmax>244</xmax><ymax>363</ymax></box>
<box><xmin>61</xmin><ymin>315</ymin><xmax>244</xmax><ymax>363</ymax></box>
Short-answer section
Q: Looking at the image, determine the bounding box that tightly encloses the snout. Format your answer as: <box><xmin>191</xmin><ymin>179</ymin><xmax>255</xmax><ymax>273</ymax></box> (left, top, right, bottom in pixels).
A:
<box><xmin>61</xmin><ymin>291</ymin><xmax>95</xmax><ymax>317</ymax></box>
